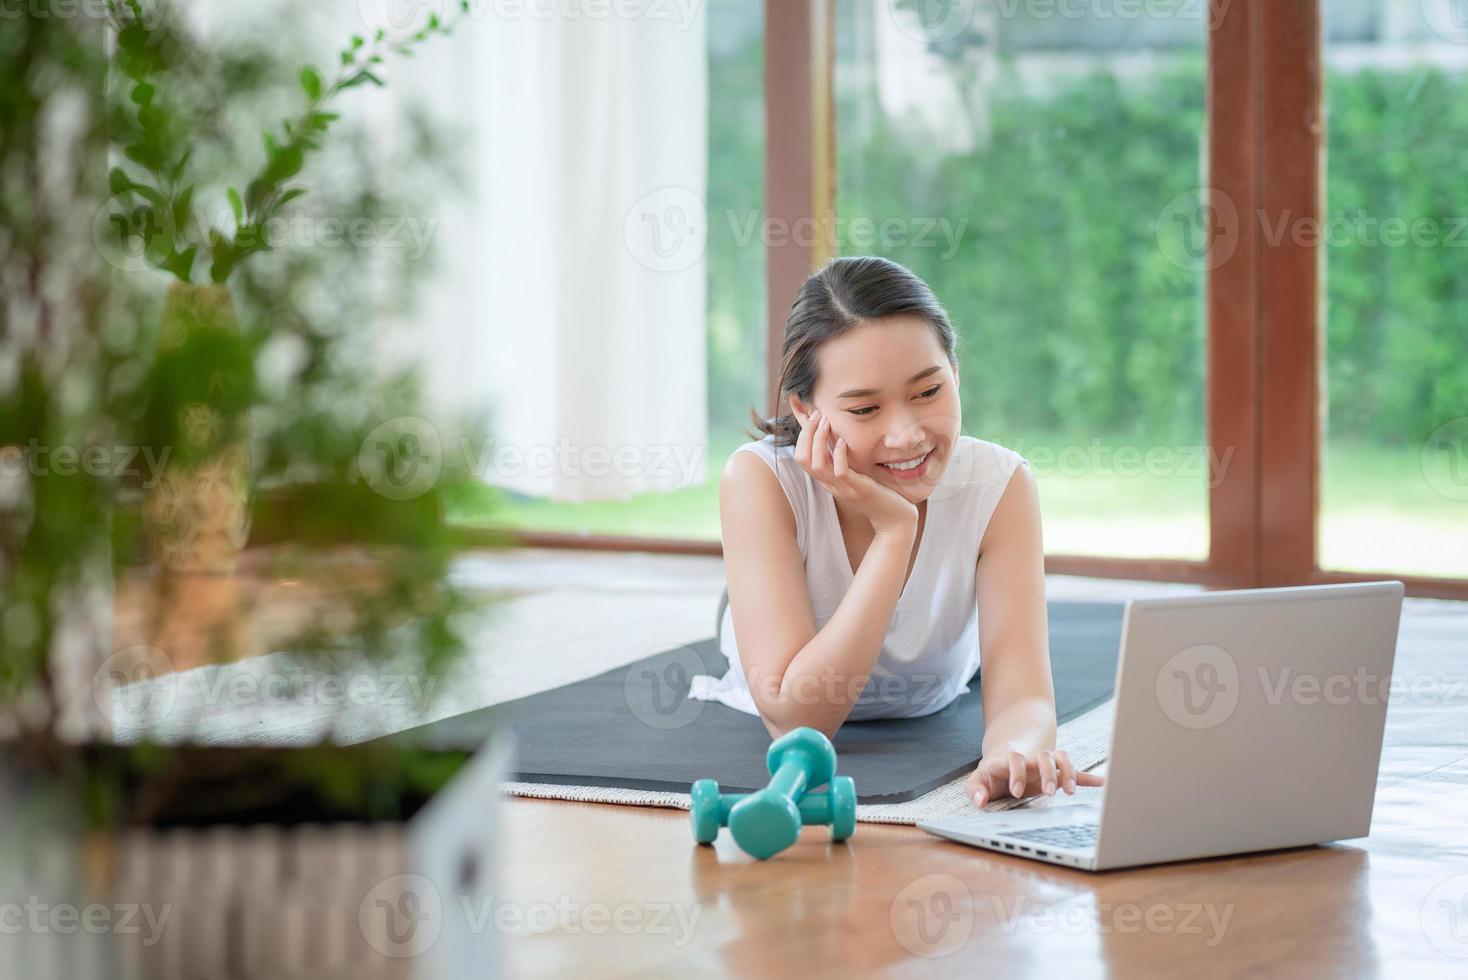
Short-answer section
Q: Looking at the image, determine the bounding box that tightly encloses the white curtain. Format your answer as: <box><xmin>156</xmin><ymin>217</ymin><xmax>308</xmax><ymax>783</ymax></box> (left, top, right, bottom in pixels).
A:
<box><xmin>202</xmin><ymin>1</ymin><xmax>712</xmax><ymax>502</ymax></box>
<box><xmin>371</xmin><ymin>5</ymin><xmax>711</xmax><ymax>502</ymax></box>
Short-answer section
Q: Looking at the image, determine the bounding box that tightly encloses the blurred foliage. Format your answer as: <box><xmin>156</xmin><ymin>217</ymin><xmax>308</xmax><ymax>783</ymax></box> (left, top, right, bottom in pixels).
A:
<box><xmin>104</xmin><ymin>0</ymin><xmax>467</xmax><ymax>284</ymax></box>
<box><xmin>705</xmin><ymin>10</ymin><xmax>767</xmax><ymax>432</ymax></box>
<box><xmin>1</xmin><ymin>1</ymin><xmax>493</xmax><ymax>818</ymax></box>
<box><xmin>826</xmin><ymin>47</ymin><xmax>1466</xmax><ymax>447</ymax></box>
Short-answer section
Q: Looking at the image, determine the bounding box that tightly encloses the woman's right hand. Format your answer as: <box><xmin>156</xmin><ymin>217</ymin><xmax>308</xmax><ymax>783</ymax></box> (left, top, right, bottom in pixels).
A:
<box><xmin>792</xmin><ymin>406</ymin><xmax>919</xmax><ymax>537</ymax></box>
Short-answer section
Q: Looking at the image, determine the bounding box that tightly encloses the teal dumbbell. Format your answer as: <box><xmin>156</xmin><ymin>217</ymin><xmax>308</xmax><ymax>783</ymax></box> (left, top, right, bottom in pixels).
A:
<box><xmin>690</xmin><ymin>775</ymin><xmax>857</xmax><ymax>849</ymax></box>
<box><xmin>689</xmin><ymin>727</ymin><xmax>849</xmax><ymax>859</ymax></box>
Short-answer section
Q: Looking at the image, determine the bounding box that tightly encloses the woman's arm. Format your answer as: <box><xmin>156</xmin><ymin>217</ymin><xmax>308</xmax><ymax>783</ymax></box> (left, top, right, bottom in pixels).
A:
<box><xmin>963</xmin><ymin>461</ymin><xmax>1104</xmax><ymax>807</ymax></box>
<box><xmin>720</xmin><ymin>451</ymin><xmax>916</xmax><ymax>741</ymax></box>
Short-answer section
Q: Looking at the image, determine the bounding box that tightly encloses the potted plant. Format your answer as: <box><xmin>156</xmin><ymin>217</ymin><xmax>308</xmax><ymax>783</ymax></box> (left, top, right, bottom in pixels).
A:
<box><xmin>103</xmin><ymin>0</ymin><xmax>467</xmax><ymax>574</ymax></box>
<box><xmin>2</xmin><ymin>5</ymin><xmax>507</xmax><ymax>976</ymax></box>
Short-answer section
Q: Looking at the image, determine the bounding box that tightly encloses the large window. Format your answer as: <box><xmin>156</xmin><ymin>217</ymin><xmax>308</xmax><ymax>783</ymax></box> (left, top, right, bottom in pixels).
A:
<box><xmin>1319</xmin><ymin>0</ymin><xmax>1468</xmax><ymax>578</ymax></box>
<box><xmin>450</xmin><ymin>0</ymin><xmax>764</xmax><ymax>540</ymax></box>
<box><xmin>835</xmin><ymin>1</ymin><xmax>1210</xmax><ymax>559</ymax></box>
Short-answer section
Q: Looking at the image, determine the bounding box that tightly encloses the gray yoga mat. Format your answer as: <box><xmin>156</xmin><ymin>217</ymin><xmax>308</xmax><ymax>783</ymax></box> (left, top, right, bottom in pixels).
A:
<box><xmin>393</xmin><ymin>600</ymin><xmax>1125</xmax><ymax>803</ymax></box>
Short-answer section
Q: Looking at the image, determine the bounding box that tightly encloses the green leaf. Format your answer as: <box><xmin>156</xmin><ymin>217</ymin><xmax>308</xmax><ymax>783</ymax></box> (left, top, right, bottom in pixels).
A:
<box><xmin>226</xmin><ymin>187</ymin><xmax>243</xmax><ymax>224</ymax></box>
<box><xmin>129</xmin><ymin>183</ymin><xmax>168</xmax><ymax>209</ymax></box>
<box><xmin>123</xmin><ymin>142</ymin><xmax>160</xmax><ymax>171</ymax></box>
<box><xmin>163</xmin><ymin>245</ymin><xmax>197</xmax><ymax>283</ymax></box>
<box><xmin>169</xmin><ymin>146</ymin><xmax>193</xmax><ymax>184</ymax></box>
<box><xmin>351</xmin><ymin>34</ymin><xmax>364</xmax><ymax>49</ymax></box>
<box><xmin>278</xmin><ymin>188</ymin><xmax>308</xmax><ymax>208</ymax></box>
<box><xmin>173</xmin><ymin>184</ymin><xmax>194</xmax><ymax>228</ymax></box>
<box><xmin>340</xmin><ymin>70</ymin><xmax>382</xmax><ymax>90</ymax></box>
<box><xmin>108</xmin><ymin>167</ymin><xmax>132</xmax><ymax>195</ymax></box>
<box><xmin>130</xmin><ymin>82</ymin><xmax>154</xmax><ymax>107</ymax></box>
<box><xmin>300</xmin><ymin>65</ymin><xmax>323</xmax><ymax>100</ymax></box>
<box><xmin>136</xmin><ymin>104</ymin><xmax>165</xmax><ymax>134</ymax></box>
<box><xmin>109</xmin><ymin>213</ymin><xmax>131</xmax><ymax>243</ymax></box>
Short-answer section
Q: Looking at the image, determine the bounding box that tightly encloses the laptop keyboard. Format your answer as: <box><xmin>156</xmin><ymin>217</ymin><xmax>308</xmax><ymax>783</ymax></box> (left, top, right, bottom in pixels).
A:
<box><xmin>1003</xmin><ymin>823</ymin><xmax>1100</xmax><ymax>849</ymax></box>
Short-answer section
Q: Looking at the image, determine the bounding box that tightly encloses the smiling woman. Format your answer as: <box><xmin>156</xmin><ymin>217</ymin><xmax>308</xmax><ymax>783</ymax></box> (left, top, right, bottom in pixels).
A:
<box><xmin>694</xmin><ymin>255</ymin><xmax>1101</xmax><ymax>811</ymax></box>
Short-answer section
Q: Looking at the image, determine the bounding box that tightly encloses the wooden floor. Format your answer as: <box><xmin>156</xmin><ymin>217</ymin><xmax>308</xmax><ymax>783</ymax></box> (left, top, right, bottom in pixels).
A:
<box><xmin>109</xmin><ymin>548</ymin><xmax>1468</xmax><ymax>976</ymax></box>
<box><xmin>491</xmin><ymin>572</ymin><xmax>1468</xmax><ymax>978</ymax></box>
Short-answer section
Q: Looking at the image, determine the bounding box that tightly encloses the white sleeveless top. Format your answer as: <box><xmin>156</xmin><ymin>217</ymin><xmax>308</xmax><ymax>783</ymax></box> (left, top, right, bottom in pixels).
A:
<box><xmin>688</xmin><ymin>433</ymin><xmax>1030</xmax><ymax>721</ymax></box>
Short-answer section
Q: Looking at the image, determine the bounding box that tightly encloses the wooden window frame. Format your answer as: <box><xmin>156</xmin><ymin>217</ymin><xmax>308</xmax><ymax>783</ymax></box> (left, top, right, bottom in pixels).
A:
<box><xmin>466</xmin><ymin>0</ymin><xmax>1466</xmax><ymax>601</ymax></box>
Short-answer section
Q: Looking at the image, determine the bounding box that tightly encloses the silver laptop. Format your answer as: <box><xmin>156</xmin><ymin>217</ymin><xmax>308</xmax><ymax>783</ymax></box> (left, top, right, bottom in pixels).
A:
<box><xmin>919</xmin><ymin>581</ymin><xmax>1405</xmax><ymax>871</ymax></box>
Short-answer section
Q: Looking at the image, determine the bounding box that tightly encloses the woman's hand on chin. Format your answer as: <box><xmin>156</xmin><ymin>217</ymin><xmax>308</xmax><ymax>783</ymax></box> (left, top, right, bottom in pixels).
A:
<box><xmin>965</xmin><ymin>747</ymin><xmax>1104</xmax><ymax>809</ymax></box>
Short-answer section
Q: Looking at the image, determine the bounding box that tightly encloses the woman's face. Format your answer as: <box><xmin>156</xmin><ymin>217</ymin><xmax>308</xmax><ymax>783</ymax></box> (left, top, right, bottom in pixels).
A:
<box><xmin>790</xmin><ymin>315</ymin><xmax>962</xmax><ymax>504</ymax></box>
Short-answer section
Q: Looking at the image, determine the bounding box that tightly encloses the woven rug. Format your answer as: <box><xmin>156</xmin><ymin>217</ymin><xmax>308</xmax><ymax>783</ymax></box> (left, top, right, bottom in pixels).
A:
<box><xmin>501</xmin><ymin>696</ymin><xmax>1114</xmax><ymax>825</ymax></box>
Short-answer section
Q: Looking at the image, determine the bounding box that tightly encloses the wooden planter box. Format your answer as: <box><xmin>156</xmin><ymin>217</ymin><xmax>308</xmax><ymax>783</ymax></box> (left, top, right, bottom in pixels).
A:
<box><xmin>3</xmin><ymin>737</ymin><xmax>511</xmax><ymax>980</ymax></box>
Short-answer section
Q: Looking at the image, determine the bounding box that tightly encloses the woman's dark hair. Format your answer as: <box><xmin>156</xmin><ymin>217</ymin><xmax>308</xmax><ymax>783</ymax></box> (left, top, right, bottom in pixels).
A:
<box><xmin>747</xmin><ymin>255</ymin><xmax>959</xmax><ymax>446</ymax></box>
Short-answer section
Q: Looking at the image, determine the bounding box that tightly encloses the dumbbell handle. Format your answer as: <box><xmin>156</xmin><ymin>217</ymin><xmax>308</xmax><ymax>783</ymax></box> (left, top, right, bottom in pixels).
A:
<box><xmin>767</xmin><ymin>751</ymin><xmax>814</xmax><ymax>801</ymax></box>
<box><xmin>712</xmin><ymin>789</ymin><xmax>840</xmax><ymax>825</ymax></box>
